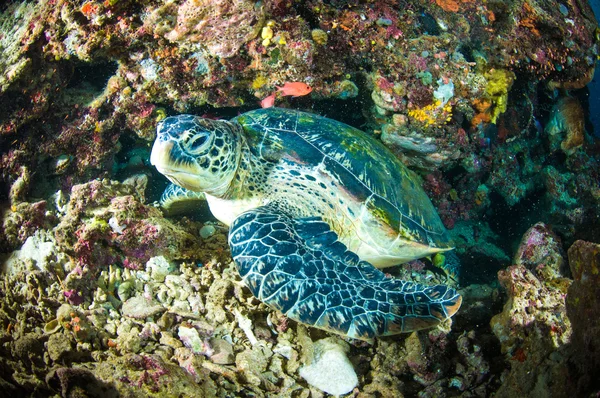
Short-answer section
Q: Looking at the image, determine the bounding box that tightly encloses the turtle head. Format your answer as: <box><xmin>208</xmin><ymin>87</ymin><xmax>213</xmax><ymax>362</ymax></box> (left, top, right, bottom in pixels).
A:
<box><xmin>150</xmin><ymin>115</ymin><xmax>243</xmax><ymax>196</ymax></box>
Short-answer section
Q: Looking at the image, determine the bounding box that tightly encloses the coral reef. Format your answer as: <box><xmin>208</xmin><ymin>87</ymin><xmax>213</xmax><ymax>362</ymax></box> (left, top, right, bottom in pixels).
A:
<box><xmin>487</xmin><ymin>230</ymin><xmax>600</xmax><ymax>397</ymax></box>
<box><xmin>0</xmin><ymin>0</ymin><xmax>599</xmax><ymax>396</ymax></box>
<box><xmin>50</xmin><ymin>178</ymin><xmax>204</xmax><ymax>270</ymax></box>
<box><xmin>0</xmin><ymin>0</ymin><xmax>597</xmax><ymax>246</ymax></box>
<box><xmin>0</xmin><ymin>177</ymin><xmax>596</xmax><ymax>396</ymax></box>
<box><xmin>0</xmin><ymin>0</ymin><xmax>596</xmax><ymax>169</ymax></box>
<box><xmin>0</xmin><ymin>167</ymin><xmax>508</xmax><ymax>396</ymax></box>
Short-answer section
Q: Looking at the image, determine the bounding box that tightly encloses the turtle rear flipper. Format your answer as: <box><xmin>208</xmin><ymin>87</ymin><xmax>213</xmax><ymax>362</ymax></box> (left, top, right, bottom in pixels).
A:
<box><xmin>229</xmin><ymin>206</ymin><xmax>462</xmax><ymax>341</ymax></box>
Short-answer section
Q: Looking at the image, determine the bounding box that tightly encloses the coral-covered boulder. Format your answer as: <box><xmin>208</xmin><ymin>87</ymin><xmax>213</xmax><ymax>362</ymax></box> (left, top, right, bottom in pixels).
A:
<box><xmin>513</xmin><ymin>222</ymin><xmax>567</xmax><ymax>280</ymax></box>
<box><xmin>565</xmin><ymin>240</ymin><xmax>600</xmax><ymax>393</ymax></box>
<box><xmin>490</xmin><ymin>223</ymin><xmax>572</xmax><ymax>397</ymax></box>
<box><xmin>54</xmin><ymin>178</ymin><xmax>202</xmax><ymax>270</ymax></box>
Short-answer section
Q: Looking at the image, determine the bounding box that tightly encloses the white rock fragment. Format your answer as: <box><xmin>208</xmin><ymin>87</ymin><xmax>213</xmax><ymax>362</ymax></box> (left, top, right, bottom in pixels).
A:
<box><xmin>209</xmin><ymin>338</ymin><xmax>235</xmax><ymax>365</ymax></box>
<box><xmin>146</xmin><ymin>255</ymin><xmax>174</xmax><ymax>282</ymax></box>
<box><xmin>165</xmin><ymin>274</ymin><xmax>190</xmax><ymax>301</ymax></box>
<box><xmin>4</xmin><ymin>231</ymin><xmax>60</xmax><ymax>273</ymax></box>
<box><xmin>188</xmin><ymin>294</ymin><xmax>204</xmax><ymax>313</ymax></box>
<box><xmin>234</xmin><ymin>309</ymin><xmax>258</xmax><ymax>346</ymax></box>
<box><xmin>178</xmin><ymin>325</ymin><xmax>213</xmax><ymax>356</ymax></box>
<box><xmin>299</xmin><ymin>338</ymin><xmax>358</xmax><ymax>396</ymax></box>
<box><xmin>170</xmin><ymin>299</ymin><xmax>191</xmax><ymax>313</ymax></box>
<box><xmin>273</xmin><ymin>343</ymin><xmax>294</xmax><ymax>359</ymax></box>
<box><xmin>122</xmin><ymin>295</ymin><xmax>165</xmax><ymax>319</ymax></box>
<box><xmin>108</xmin><ymin>216</ymin><xmax>125</xmax><ymax>234</ymax></box>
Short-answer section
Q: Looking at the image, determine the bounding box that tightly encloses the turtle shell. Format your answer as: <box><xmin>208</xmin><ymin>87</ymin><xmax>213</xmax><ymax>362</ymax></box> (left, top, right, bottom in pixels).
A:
<box><xmin>232</xmin><ymin>108</ymin><xmax>452</xmax><ymax>249</ymax></box>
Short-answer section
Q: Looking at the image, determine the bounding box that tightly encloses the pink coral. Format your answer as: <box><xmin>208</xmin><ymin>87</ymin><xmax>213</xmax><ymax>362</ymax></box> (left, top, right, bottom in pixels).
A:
<box><xmin>63</xmin><ymin>289</ymin><xmax>84</xmax><ymax>305</ymax></box>
<box><xmin>515</xmin><ymin>223</ymin><xmax>567</xmax><ymax>282</ymax></box>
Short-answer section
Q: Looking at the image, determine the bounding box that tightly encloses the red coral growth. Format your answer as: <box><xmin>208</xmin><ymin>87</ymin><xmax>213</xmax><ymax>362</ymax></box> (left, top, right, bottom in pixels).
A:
<box><xmin>116</xmin><ymin>220</ymin><xmax>164</xmax><ymax>270</ymax></box>
<box><xmin>423</xmin><ymin>172</ymin><xmax>451</xmax><ymax>198</ymax></box>
<box><xmin>127</xmin><ymin>355</ymin><xmax>169</xmax><ymax>393</ymax></box>
<box><xmin>81</xmin><ymin>1</ymin><xmax>99</xmax><ymax>17</ymax></box>
<box><xmin>376</xmin><ymin>77</ymin><xmax>394</xmax><ymax>91</ymax></box>
<box><xmin>73</xmin><ymin>222</ymin><xmax>116</xmax><ymax>268</ymax></box>
<box><xmin>512</xmin><ymin>347</ymin><xmax>527</xmax><ymax>362</ymax></box>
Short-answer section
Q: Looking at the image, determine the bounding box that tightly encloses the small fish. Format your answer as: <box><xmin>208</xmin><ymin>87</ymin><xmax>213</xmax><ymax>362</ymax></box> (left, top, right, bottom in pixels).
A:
<box><xmin>277</xmin><ymin>82</ymin><xmax>312</xmax><ymax>97</ymax></box>
<box><xmin>260</xmin><ymin>93</ymin><xmax>276</xmax><ymax>108</ymax></box>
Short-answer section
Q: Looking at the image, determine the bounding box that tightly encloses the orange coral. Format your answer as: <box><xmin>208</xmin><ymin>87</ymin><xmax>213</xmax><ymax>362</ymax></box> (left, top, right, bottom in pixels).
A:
<box><xmin>81</xmin><ymin>1</ymin><xmax>98</xmax><ymax>17</ymax></box>
<box><xmin>473</xmin><ymin>98</ymin><xmax>492</xmax><ymax>113</ymax></box>
<box><xmin>435</xmin><ymin>0</ymin><xmax>473</xmax><ymax>12</ymax></box>
<box><xmin>471</xmin><ymin>98</ymin><xmax>492</xmax><ymax>127</ymax></box>
<box><xmin>519</xmin><ymin>3</ymin><xmax>541</xmax><ymax>37</ymax></box>
<box><xmin>436</xmin><ymin>0</ymin><xmax>459</xmax><ymax>12</ymax></box>
<box><xmin>471</xmin><ymin>112</ymin><xmax>491</xmax><ymax>127</ymax></box>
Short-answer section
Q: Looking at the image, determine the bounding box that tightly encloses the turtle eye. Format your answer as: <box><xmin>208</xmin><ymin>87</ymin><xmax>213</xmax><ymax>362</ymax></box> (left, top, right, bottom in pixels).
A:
<box><xmin>185</xmin><ymin>133</ymin><xmax>210</xmax><ymax>154</ymax></box>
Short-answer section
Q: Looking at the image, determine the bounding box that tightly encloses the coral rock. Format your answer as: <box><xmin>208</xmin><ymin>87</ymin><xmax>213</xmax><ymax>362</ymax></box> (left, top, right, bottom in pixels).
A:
<box><xmin>491</xmin><ymin>223</ymin><xmax>573</xmax><ymax>397</ymax></box>
<box><xmin>159</xmin><ymin>0</ymin><xmax>264</xmax><ymax>59</ymax></box>
<box><xmin>209</xmin><ymin>338</ymin><xmax>235</xmax><ymax>365</ymax></box>
<box><xmin>122</xmin><ymin>295</ymin><xmax>166</xmax><ymax>320</ymax></box>
<box><xmin>565</xmin><ymin>240</ymin><xmax>600</xmax><ymax>392</ymax></box>
<box><xmin>513</xmin><ymin>222</ymin><xmax>567</xmax><ymax>281</ymax></box>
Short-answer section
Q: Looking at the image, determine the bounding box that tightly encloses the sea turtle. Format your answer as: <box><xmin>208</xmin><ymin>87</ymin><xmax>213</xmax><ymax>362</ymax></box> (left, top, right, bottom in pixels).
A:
<box><xmin>150</xmin><ymin>108</ymin><xmax>462</xmax><ymax>341</ymax></box>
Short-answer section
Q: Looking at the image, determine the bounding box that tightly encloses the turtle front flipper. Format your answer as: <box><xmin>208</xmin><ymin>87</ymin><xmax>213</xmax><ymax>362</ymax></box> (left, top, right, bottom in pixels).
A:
<box><xmin>229</xmin><ymin>205</ymin><xmax>462</xmax><ymax>341</ymax></box>
<box><xmin>159</xmin><ymin>183</ymin><xmax>209</xmax><ymax>216</ymax></box>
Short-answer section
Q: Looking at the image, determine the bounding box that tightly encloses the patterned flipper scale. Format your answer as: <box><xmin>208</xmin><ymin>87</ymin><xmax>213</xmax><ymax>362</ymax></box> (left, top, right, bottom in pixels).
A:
<box><xmin>159</xmin><ymin>183</ymin><xmax>209</xmax><ymax>216</ymax></box>
<box><xmin>229</xmin><ymin>205</ymin><xmax>462</xmax><ymax>341</ymax></box>
<box><xmin>441</xmin><ymin>250</ymin><xmax>461</xmax><ymax>283</ymax></box>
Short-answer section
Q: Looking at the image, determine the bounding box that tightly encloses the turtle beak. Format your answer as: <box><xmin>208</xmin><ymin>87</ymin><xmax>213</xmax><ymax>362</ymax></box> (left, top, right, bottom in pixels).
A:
<box><xmin>150</xmin><ymin>139</ymin><xmax>174</xmax><ymax>171</ymax></box>
<box><xmin>150</xmin><ymin>139</ymin><xmax>205</xmax><ymax>191</ymax></box>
